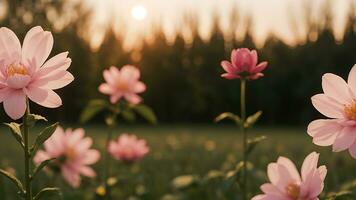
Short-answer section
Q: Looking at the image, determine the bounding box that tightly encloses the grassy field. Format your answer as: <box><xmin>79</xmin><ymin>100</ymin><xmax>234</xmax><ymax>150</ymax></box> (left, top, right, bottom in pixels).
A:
<box><xmin>0</xmin><ymin>125</ymin><xmax>355</xmax><ymax>199</ymax></box>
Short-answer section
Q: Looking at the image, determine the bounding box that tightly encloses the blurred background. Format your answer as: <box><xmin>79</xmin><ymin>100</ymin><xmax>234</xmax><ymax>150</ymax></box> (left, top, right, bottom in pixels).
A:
<box><xmin>1</xmin><ymin>1</ymin><xmax>356</xmax><ymax>199</ymax></box>
<box><xmin>0</xmin><ymin>0</ymin><xmax>355</xmax><ymax>125</ymax></box>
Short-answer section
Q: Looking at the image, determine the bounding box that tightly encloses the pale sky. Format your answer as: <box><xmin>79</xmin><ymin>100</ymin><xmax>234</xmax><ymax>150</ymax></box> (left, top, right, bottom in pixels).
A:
<box><xmin>83</xmin><ymin>0</ymin><xmax>354</xmax><ymax>50</ymax></box>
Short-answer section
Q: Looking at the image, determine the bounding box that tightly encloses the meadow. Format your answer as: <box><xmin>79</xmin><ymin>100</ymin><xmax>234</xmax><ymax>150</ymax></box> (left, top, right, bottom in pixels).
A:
<box><xmin>0</xmin><ymin>125</ymin><xmax>355</xmax><ymax>199</ymax></box>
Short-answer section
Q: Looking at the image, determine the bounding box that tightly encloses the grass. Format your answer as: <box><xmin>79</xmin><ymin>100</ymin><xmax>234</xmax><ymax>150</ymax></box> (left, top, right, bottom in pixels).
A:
<box><xmin>0</xmin><ymin>124</ymin><xmax>355</xmax><ymax>199</ymax></box>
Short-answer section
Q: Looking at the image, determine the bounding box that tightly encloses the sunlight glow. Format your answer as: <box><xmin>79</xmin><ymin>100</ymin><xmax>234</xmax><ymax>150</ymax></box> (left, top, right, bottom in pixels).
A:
<box><xmin>131</xmin><ymin>5</ymin><xmax>147</xmax><ymax>21</ymax></box>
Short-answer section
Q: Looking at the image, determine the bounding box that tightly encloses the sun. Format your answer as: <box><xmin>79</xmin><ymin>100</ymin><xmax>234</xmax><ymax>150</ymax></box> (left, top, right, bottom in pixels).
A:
<box><xmin>131</xmin><ymin>5</ymin><xmax>147</xmax><ymax>21</ymax></box>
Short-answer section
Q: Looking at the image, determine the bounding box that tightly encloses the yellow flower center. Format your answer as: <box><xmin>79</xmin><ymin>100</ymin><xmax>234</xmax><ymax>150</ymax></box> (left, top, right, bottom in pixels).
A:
<box><xmin>65</xmin><ymin>147</ymin><xmax>77</xmax><ymax>161</ymax></box>
<box><xmin>286</xmin><ymin>183</ymin><xmax>300</xmax><ymax>200</ymax></box>
<box><xmin>345</xmin><ymin>101</ymin><xmax>356</xmax><ymax>121</ymax></box>
<box><xmin>116</xmin><ymin>80</ymin><xmax>129</xmax><ymax>92</ymax></box>
<box><xmin>6</xmin><ymin>64</ymin><xmax>28</xmax><ymax>77</ymax></box>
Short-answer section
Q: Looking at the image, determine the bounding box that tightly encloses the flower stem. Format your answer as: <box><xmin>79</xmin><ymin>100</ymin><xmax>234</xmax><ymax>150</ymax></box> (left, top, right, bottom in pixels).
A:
<box><xmin>23</xmin><ymin>99</ymin><xmax>32</xmax><ymax>200</ymax></box>
<box><xmin>104</xmin><ymin>119</ymin><xmax>114</xmax><ymax>200</ymax></box>
<box><xmin>240</xmin><ymin>79</ymin><xmax>247</xmax><ymax>200</ymax></box>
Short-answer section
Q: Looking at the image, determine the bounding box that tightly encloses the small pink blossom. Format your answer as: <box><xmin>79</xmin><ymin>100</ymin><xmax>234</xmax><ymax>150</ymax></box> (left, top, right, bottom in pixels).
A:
<box><xmin>108</xmin><ymin>134</ymin><xmax>149</xmax><ymax>162</ymax></box>
<box><xmin>99</xmin><ymin>65</ymin><xmax>146</xmax><ymax>104</ymax></box>
<box><xmin>308</xmin><ymin>64</ymin><xmax>356</xmax><ymax>158</ymax></box>
<box><xmin>252</xmin><ymin>152</ymin><xmax>327</xmax><ymax>200</ymax></box>
<box><xmin>0</xmin><ymin>26</ymin><xmax>74</xmax><ymax>119</ymax></box>
<box><xmin>34</xmin><ymin>126</ymin><xmax>100</xmax><ymax>188</ymax></box>
<box><xmin>220</xmin><ymin>48</ymin><xmax>267</xmax><ymax>80</ymax></box>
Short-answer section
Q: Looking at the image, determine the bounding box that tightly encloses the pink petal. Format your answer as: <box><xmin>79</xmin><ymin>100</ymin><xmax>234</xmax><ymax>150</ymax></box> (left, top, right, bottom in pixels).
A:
<box><xmin>22</xmin><ymin>26</ymin><xmax>54</xmax><ymax>68</ymax></box>
<box><xmin>318</xmin><ymin>165</ymin><xmax>327</xmax><ymax>181</ymax></box>
<box><xmin>134</xmin><ymin>82</ymin><xmax>146</xmax><ymax>93</ymax></box>
<box><xmin>124</xmin><ymin>93</ymin><xmax>142</xmax><ymax>104</ymax></box>
<box><xmin>32</xmin><ymin>70</ymin><xmax>74</xmax><ymax>90</ymax></box>
<box><xmin>41</xmin><ymin>52</ymin><xmax>70</xmax><ymax>69</ymax></box>
<box><xmin>267</xmin><ymin>163</ymin><xmax>279</xmax><ymax>186</ymax></box>
<box><xmin>332</xmin><ymin>126</ymin><xmax>356</xmax><ymax>152</ymax></box>
<box><xmin>277</xmin><ymin>157</ymin><xmax>301</xmax><ymax>182</ymax></box>
<box><xmin>322</xmin><ymin>73</ymin><xmax>353</xmax><ymax>105</ymax></box>
<box><xmin>250</xmin><ymin>50</ymin><xmax>258</xmax><ymax>68</ymax></box>
<box><xmin>110</xmin><ymin>93</ymin><xmax>122</xmax><ymax>104</ymax></box>
<box><xmin>348</xmin><ymin>64</ymin><xmax>356</xmax><ymax>97</ymax></box>
<box><xmin>248</xmin><ymin>73</ymin><xmax>264</xmax><ymax>80</ymax></box>
<box><xmin>301</xmin><ymin>152</ymin><xmax>319</xmax><ymax>182</ymax></box>
<box><xmin>251</xmin><ymin>62</ymin><xmax>268</xmax><ymax>74</ymax></box>
<box><xmin>260</xmin><ymin>183</ymin><xmax>283</xmax><ymax>196</ymax></box>
<box><xmin>307</xmin><ymin>119</ymin><xmax>341</xmax><ymax>146</ymax></box>
<box><xmin>251</xmin><ymin>194</ymin><xmax>283</xmax><ymax>200</ymax></box>
<box><xmin>348</xmin><ymin>140</ymin><xmax>356</xmax><ymax>158</ymax></box>
<box><xmin>311</xmin><ymin>94</ymin><xmax>344</xmax><ymax>118</ymax></box>
<box><xmin>61</xmin><ymin>165</ymin><xmax>81</xmax><ymax>188</ymax></box>
<box><xmin>44</xmin><ymin>127</ymin><xmax>65</xmax><ymax>157</ymax></box>
<box><xmin>24</xmin><ymin>87</ymin><xmax>62</xmax><ymax>108</ymax></box>
<box><xmin>79</xmin><ymin>166</ymin><xmax>96</xmax><ymax>177</ymax></box>
<box><xmin>221</xmin><ymin>73</ymin><xmax>240</xmax><ymax>80</ymax></box>
<box><xmin>232</xmin><ymin>48</ymin><xmax>252</xmax><ymax>71</ymax></box>
<box><xmin>33</xmin><ymin>150</ymin><xmax>50</xmax><ymax>165</ymax></box>
<box><xmin>103</xmin><ymin>69</ymin><xmax>116</xmax><ymax>85</ymax></box>
<box><xmin>121</xmin><ymin>65</ymin><xmax>140</xmax><ymax>80</ymax></box>
<box><xmin>221</xmin><ymin>61</ymin><xmax>235</xmax><ymax>73</ymax></box>
<box><xmin>98</xmin><ymin>83</ymin><xmax>114</xmax><ymax>94</ymax></box>
<box><xmin>0</xmin><ymin>27</ymin><xmax>21</xmax><ymax>65</ymax></box>
<box><xmin>0</xmin><ymin>87</ymin><xmax>10</xmax><ymax>102</ymax></box>
<box><xmin>67</xmin><ymin>128</ymin><xmax>85</xmax><ymax>146</ymax></box>
<box><xmin>3</xmin><ymin>90</ymin><xmax>26</xmax><ymax>120</ymax></box>
<box><xmin>81</xmin><ymin>149</ymin><xmax>100</xmax><ymax>165</ymax></box>
<box><xmin>34</xmin><ymin>52</ymin><xmax>71</xmax><ymax>78</ymax></box>
<box><xmin>6</xmin><ymin>75</ymin><xmax>31</xmax><ymax>89</ymax></box>
<box><xmin>43</xmin><ymin>72</ymin><xmax>74</xmax><ymax>90</ymax></box>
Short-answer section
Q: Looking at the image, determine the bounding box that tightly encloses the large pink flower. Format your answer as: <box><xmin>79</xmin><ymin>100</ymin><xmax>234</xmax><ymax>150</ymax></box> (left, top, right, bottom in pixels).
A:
<box><xmin>108</xmin><ymin>134</ymin><xmax>149</xmax><ymax>162</ymax></box>
<box><xmin>34</xmin><ymin>126</ymin><xmax>100</xmax><ymax>188</ymax></box>
<box><xmin>0</xmin><ymin>26</ymin><xmax>74</xmax><ymax>119</ymax></box>
<box><xmin>252</xmin><ymin>152</ymin><xmax>327</xmax><ymax>200</ymax></box>
<box><xmin>220</xmin><ymin>48</ymin><xmax>267</xmax><ymax>80</ymax></box>
<box><xmin>99</xmin><ymin>65</ymin><xmax>146</xmax><ymax>104</ymax></box>
<box><xmin>308</xmin><ymin>64</ymin><xmax>356</xmax><ymax>158</ymax></box>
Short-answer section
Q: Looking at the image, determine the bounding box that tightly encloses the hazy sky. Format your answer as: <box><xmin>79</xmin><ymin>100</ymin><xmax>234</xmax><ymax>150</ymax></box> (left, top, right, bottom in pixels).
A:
<box><xmin>84</xmin><ymin>0</ymin><xmax>354</xmax><ymax>50</ymax></box>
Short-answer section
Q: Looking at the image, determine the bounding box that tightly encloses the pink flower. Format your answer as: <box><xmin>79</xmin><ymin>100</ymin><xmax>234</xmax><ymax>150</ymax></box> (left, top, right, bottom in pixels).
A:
<box><xmin>308</xmin><ymin>64</ymin><xmax>356</xmax><ymax>158</ymax></box>
<box><xmin>252</xmin><ymin>152</ymin><xmax>327</xmax><ymax>200</ymax></box>
<box><xmin>0</xmin><ymin>26</ymin><xmax>74</xmax><ymax>120</ymax></box>
<box><xmin>220</xmin><ymin>48</ymin><xmax>267</xmax><ymax>80</ymax></box>
<box><xmin>99</xmin><ymin>65</ymin><xmax>146</xmax><ymax>104</ymax></box>
<box><xmin>34</xmin><ymin>126</ymin><xmax>100</xmax><ymax>188</ymax></box>
<box><xmin>108</xmin><ymin>134</ymin><xmax>149</xmax><ymax>162</ymax></box>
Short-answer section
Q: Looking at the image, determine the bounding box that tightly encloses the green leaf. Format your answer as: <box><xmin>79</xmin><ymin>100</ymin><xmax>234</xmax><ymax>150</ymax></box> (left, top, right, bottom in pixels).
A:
<box><xmin>33</xmin><ymin>187</ymin><xmax>61</xmax><ymax>200</ymax></box>
<box><xmin>214</xmin><ymin>112</ymin><xmax>241</xmax><ymax>125</ymax></box>
<box><xmin>31</xmin><ymin>158</ymin><xmax>55</xmax><ymax>180</ymax></box>
<box><xmin>4</xmin><ymin>123</ymin><xmax>24</xmax><ymax>149</ymax></box>
<box><xmin>131</xmin><ymin>104</ymin><xmax>157</xmax><ymax>124</ymax></box>
<box><xmin>244</xmin><ymin>111</ymin><xmax>262</xmax><ymax>128</ymax></box>
<box><xmin>325</xmin><ymin>191</ymin><xmax>354</xmax><ymax>200</ymax></box>
<box><xmin>27</xmin><ymin>114</ymin><xmax>47</xmax><ymax>127</ymax></box>
<box><xmin>171</xmin><ymin>175</ymin><xmax>199</xmax><ymax>190</ymax></box>
<box><xmin>0</xmin><ymin>169</ymin><xmax>24</xmax><ymax>195</ymax></box>
<box><xmin>30</xmin><ymin>123</ymin><xmax>59</xmax><ymax>157</ymax></box>
<box><xmin>80</xmin><ymin>99</ymin><xmax>109</xmax><ymax>123</ymax></box>
<box><xmin>121</xmin><ymin>109</ymin><xmax>136</xmax><ymax>123</ymax></box>
<box><xmin>245</xmin><ymin>136</ymin><xmax>267</xmax><ymax>155</ymax></box>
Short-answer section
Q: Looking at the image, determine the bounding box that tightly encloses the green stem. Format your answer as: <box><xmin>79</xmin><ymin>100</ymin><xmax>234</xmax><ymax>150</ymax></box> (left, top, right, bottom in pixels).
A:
<box><xmin>23</xmin><ymin>99</ymin><xmax>32</xmax><ymax>200</ymax></box>
<box><xmin>104</xmin><ymin>119</ymin><xmax>115</xmax><ymax>200</ymax></box>
<box><xmin>240</xmin><ymin>79</ymin><xmax>247</xmax><ymax>200</ymax></box>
